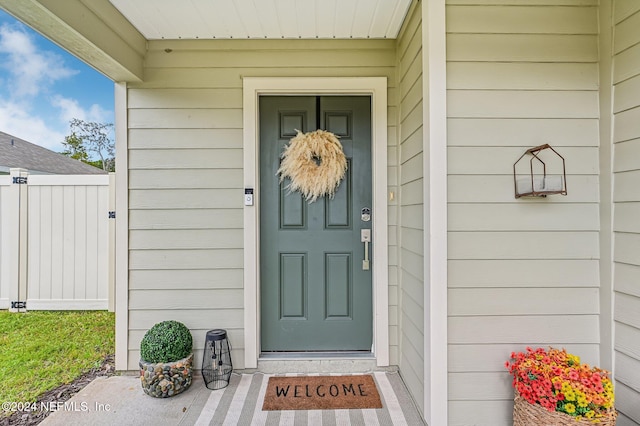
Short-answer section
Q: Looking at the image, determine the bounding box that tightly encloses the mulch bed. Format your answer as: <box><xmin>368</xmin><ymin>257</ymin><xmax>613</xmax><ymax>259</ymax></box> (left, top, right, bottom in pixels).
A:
<box><xmin>0</xmin><ymin>355</ymin><xmax>116</xmax><ymax>426</ymax></box>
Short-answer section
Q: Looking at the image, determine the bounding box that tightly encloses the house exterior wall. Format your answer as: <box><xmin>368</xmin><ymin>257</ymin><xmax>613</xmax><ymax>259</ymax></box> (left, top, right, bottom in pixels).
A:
<box><xmin>446</xmin><ymin>1</ymin><xmax>601</xmax><ymax>424</ymax></box>
<box><xmin>612</xmin><ymin>1</ymin><xmax>640</xmax><ymax>424</ymax></box>
<box><xmin>125</xmin><ymin>39</ymin><xmax>400</xmax><ymax>370</ymax></box>
<box><xmin>10</xmin><ymin>1</ymin><xmax>640</xmax><ymax>424</ymax></box>
<box><xmin>395</xmin><ymin>0</ymin><xmax>426</xmax><ymax>416</ymax></box>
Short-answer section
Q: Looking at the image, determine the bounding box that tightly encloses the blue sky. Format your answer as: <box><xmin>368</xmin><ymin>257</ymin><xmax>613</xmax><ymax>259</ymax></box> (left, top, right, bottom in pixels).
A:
<box><xmin>0</xmin><ymin>10</ymin><xmax>114</xmax><ymax>153</ymax></box>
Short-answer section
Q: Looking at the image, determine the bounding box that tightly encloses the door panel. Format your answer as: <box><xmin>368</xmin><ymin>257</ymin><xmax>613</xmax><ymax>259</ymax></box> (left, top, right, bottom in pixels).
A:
<box><xmin>279</xmin><ymin>253</ymin><xmax>306</xmax><ymax>318</ymax></box>
<box><xmin>280</xmin><ymin>178</ymin><xmax>306</xmax><ymax>228</ymax></box>
<box><xmin>260</xmin><ymin>95</ymin><xmax>372</xmax><ymax>351</ymax></box>
<box><xmin>325</xmin><ymin>160</ymin><xmax>351</xmax><ymax>228</ymax></box>
<box><xmin>325</xmin><ymin>253</ymin><xmax>352</xmax><ymax>318</ymax></box>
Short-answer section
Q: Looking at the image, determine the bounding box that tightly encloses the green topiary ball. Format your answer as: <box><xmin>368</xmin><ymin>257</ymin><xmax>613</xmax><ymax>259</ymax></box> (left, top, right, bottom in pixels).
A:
<box><xmin>140</xmin><ymin>320</ymin><xmax>193</xmax><ymax>363</ymax></box>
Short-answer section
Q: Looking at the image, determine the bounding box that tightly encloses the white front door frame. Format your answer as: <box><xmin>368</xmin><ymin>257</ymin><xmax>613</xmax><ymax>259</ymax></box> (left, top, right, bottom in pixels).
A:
<box><xmin>242</xmin><ymin>77</ymin><xmax>389</xmax><ymax>369</ymax></box>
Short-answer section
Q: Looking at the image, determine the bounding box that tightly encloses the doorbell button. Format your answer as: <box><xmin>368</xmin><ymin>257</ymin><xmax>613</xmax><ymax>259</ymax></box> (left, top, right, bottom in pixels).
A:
<box><xmin>244</xmin><ymin>188</ymin><xmax>254</xmax><ymax>206</ymax></box>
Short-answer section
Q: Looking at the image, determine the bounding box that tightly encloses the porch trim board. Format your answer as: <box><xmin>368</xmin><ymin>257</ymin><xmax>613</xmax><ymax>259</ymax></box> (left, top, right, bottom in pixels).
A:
<box><xmin>242</xmin><ymin>77</ymin><xmax>389</xmax><ymax>369</ymax></box>
<box><xmin>114</xmin><ymin>82</ymin><xmax>129</xmax><ymax>371</ymax></box>
<box><xmin>423</xmin><ymin>1</ymin><xmax>448</xmax><ymax>425</ymax></box>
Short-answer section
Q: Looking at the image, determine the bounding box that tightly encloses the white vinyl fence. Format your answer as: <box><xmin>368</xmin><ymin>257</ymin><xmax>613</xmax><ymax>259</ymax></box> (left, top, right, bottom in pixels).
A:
<box><xmin>0</xmin><ymin>168</ymin><xmax>114</xmax><ymax>312</ymax></box>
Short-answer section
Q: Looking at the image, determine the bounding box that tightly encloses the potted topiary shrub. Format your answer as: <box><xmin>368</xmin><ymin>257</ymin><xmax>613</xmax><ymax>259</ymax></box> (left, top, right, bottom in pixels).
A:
<box><xmin>139</xmin><ymin>320</ymin><xmax>194</xmax><ymax>398</ymax></box>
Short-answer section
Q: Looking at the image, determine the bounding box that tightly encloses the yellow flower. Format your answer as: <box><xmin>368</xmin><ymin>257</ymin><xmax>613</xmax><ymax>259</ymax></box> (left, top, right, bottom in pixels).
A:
<box><xmin>603</xmin><ymin>397</ymin><xmax>614</xmax><ymax>408</ymax></box>
<box><xmin>565</xmin><ymin>403</ymin><xmax>576</xmax><ymax>414</ymax></box>
<box><xmin>585</xmin><ymin>411</ymin><xmax>595</xmax><ymax>419</ymax></box>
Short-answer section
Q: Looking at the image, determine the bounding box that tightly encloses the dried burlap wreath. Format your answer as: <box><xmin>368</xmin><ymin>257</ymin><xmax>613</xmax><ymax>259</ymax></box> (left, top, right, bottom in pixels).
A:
<box><xmin>277</xmin><ymin>129</ymin><xmax>347</xmax><ymax>203</ymax></box>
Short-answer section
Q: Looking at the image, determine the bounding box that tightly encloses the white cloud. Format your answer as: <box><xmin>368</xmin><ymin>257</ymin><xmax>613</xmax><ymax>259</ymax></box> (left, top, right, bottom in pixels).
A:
<box><xmin>0</xmin><ymin>100</ymin><xmax>65</xmax><ymax>151</ymax></box>
<box><xmin>0</xmin><ymin>23</ymin><xmax>77</xmax><ymax>99</ymax></box>
<box><xmin>0</xmin><ymin>96</ymin><xmax>111</xmax><ymax>152</ymax></box>
<box><xmin>52</xmin><ymin>95</ymin><xmax>110</xmax><ymax>124</ymax></box>
<box><xmin>88</xmin><ymin>103</ymin><xmax>111</xmax><ymax>123</ymax></box>
<box><xmin>0</xmin><ymin>20</ymin><xmax>110</xmax><ymax>153</ymax></box>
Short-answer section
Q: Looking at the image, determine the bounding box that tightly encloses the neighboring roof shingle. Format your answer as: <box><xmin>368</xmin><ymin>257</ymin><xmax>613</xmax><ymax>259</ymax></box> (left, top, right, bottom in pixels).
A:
<box><xmin>0</xmin><ymin>131</ymin><xmax>106</xmax><ymax>175</ymax></box>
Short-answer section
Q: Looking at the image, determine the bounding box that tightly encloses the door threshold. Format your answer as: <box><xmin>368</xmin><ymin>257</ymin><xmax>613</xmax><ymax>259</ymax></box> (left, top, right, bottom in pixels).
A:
<box><xmin>256</xmin><ymin>352</ymin><xmax>380</xmax><ymax>374</ymax></box>
<box><xmin>260</xmin><ymin>351</ymin><xmax>374</xmax><ymax>360</ymax></box>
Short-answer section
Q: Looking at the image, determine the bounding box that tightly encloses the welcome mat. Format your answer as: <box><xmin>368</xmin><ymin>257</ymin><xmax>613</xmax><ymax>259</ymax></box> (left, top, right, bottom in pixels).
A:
<box><xmin>262</xmin><ymin>375</ymin><xmax>383</xmax><ymax>411</ymax></box>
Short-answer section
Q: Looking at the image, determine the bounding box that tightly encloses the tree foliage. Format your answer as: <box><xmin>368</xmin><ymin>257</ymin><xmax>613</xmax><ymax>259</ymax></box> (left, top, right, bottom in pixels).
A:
<box><xmin>61</xmin><ymin>119</ymin><xmax>115</xmax><ymax>171</ymax></box>
<box><xmin>61</xmin><ymin>132</ymin><xmax>88</xmax><ymax>162</ymax></box>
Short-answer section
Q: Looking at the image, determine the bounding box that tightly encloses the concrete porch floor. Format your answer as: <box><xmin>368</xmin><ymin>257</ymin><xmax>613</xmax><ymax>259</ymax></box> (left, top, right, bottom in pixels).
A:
<box><xmin>39</xmin><ymin>371</ymin><xmax>424</xmax><ymax>425</ymax></box>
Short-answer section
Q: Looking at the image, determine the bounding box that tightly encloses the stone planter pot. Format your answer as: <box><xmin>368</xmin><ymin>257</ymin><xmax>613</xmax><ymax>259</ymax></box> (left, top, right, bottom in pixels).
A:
<box><xmin>139</xmin><ymin>353</ymin><xmax>193</xmax><ymax>398</ymax></box>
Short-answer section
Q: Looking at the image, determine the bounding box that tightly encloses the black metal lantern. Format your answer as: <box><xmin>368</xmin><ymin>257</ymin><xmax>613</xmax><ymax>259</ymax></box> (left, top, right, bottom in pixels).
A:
<box><xmin>202</xmin><ymin>329</ymin><xmax>232</xmax><ymax>390</ymax></box>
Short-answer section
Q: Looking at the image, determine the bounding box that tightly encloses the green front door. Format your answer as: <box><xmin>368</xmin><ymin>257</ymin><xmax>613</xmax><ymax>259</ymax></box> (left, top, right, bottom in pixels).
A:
<box><xmin>260</xmin><ymin>96</ymin><xmax>372</xmax><ymax>351</ymax></box>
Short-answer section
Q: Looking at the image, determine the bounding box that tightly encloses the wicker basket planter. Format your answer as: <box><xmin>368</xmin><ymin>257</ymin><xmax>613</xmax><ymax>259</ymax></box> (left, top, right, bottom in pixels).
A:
<box><xmin>507</xmin><ymin>347</ymin><xmax>616</xmax><ymax>425</ymax></box>
<box><xmin>514</xmin><ymin>390</ymin><xmax>617</xmax><ymax>426</ymax></box>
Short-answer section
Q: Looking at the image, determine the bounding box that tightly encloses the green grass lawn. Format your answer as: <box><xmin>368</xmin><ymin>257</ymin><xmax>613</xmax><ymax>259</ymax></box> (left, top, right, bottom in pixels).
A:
<box><xmin>0</xmin><ymin>311</ymin><xmax>114</xmax><ymax>405</ymax></box>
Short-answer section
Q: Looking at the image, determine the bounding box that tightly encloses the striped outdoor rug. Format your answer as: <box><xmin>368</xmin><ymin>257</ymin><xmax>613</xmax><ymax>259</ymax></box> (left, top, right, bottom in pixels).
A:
<box><xmin>178</xmin><ymin>372</ymin><xmax>424</xmax><ymax>425</ymax></box>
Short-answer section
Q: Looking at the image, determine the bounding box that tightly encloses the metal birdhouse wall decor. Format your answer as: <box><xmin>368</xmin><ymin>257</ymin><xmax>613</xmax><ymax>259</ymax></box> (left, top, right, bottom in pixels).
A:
<box><xmin>513</xmin><ymin>144</ymin><xmax>567</xmax><ymax>198</ymax></box>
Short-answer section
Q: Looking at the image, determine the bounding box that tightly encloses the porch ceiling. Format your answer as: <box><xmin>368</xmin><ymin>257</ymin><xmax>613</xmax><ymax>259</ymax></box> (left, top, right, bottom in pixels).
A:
<box><xmin>108</xmin><ymin>0</ymin><xmax>413</xmax><ymax>40</ymax></box>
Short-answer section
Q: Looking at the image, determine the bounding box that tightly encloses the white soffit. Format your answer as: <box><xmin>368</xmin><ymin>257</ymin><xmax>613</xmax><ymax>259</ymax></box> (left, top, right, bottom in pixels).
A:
<box><xmin>108</xmin><ymin>0</ymin><xmax>412</xmax><ymax>40</ymax></box>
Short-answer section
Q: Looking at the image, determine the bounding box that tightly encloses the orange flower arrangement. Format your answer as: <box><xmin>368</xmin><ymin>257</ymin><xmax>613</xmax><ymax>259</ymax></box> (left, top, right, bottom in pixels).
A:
<box><xmin>506</xmin><ymin>347</ymin><xmax>615</xmax><ymax>421</ymax></box>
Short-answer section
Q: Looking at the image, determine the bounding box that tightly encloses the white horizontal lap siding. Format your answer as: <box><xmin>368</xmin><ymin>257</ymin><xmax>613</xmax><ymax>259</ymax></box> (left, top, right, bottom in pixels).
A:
<box><xmin>129</xmin><ymin>327</ymin><xmax>245</xmax><ymax>374</ymax></box>
<box><xmin>127</xmin><ymin>84</ymin><xmax>246</xmax><ymax>370</ymax></box>
<box><xmin>394</xmin><ymin>0</ymin><xmax>425</xmax><ymax>416</ymax></box>
<box><xmin>446</xmin><ymin>2</ymin><xmax>600</xmax><ymax>425</ymax></box>
<box><xmin>127</xmin><ymin>39</ymin><xmax>398</xmax><ymax>370</ymax></box>
<box><xmin>613</xmin><ymin>1</ymin><xmax>640</xmax><ymax>423</ymax></box>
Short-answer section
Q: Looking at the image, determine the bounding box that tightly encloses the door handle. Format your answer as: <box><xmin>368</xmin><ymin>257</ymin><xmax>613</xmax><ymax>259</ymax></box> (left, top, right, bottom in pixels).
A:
<box><xmin>361</xmin><ymin>229</ymin><xmax>371</xmax><ymax>270</ymax></box>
